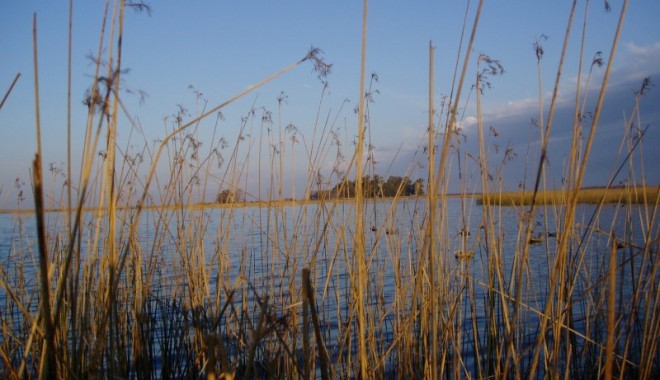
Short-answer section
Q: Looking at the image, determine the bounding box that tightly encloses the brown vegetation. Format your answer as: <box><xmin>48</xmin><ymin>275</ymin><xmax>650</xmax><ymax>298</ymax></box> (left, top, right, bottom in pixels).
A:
<box><xmin>477</xmin><ymin>186</ymin><xmax>660</xmax><ymax>206</ymax></box>
<box><xmin>1</xmin><ymin>0</ymin><xmax>658</xmax><ymax>379</ymax></box>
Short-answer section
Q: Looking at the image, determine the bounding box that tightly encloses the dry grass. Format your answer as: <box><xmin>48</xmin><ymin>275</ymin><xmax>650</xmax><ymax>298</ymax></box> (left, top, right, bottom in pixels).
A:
<box><xmin>477</xmin><ymin>186</ymin><xmax>660</xmax><ymax>206</ymax></box>
<box><xmin>1</xmin><ymin>0</ymin><xmax>659</xmax><ymax>379</ymax></box>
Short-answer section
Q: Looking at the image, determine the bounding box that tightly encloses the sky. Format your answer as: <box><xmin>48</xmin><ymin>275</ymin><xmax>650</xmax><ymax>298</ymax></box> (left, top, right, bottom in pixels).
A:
<box><xmin>1</xmin><ymin>1</ymin><xmax>659</xmax><ymax>208</ymax></box>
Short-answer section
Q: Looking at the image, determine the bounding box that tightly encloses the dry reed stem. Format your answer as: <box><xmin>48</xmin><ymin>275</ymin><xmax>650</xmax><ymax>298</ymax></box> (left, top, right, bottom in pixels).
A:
<box><xmin>66</xmin><ymin>0</ymin><xmax>73</xmax><ymax>233</ymax></box>
<box><xmin>303</xmin><ymin>268</ymin><xmax>330</xmax><ymax>380</ymax></box>
<box><xmin>354</xmin><ymin>0</ymin><xmax>370</xmax><ymax>378</ymax></box>
<box><xmin>520</xmin><ymin>2</ymin><xmax>578</xmax><ymax>376</ymax></box>
<box><xmin>530</xmin><ymin>3</ymin><xmax>630</xmax><ymax>378</ymax></box>
<box><xmin>3</xmin><ymin>0</ymin><xmax>658</xmax><ymax>378</ymax></box>
<box><xmin>0</xmin><ymin>72</ymin><xmax>21</xmax><ymax>111</ymax></box>
<box><xmin>30</xmin><ymin>13</ymin><xmax>58</xmax><ymax>379</ymax></box>
<box><xmin>605</xmin><ymin>235</ymin><xmax>617</xmax><ymax>379</ymax></box>
<box><xmin>426</xmin><ymin>40</ymin><xmax>439</xmax><ymax>379</ymax></box>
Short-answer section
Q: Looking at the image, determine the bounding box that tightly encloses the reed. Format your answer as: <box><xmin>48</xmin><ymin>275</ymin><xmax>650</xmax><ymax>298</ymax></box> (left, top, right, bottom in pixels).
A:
<box><xmin>1</xmin><ymin>0</ymin><xmax>658</xmax><ymax>379</ymax></box>
<box><xmin>477</xmin><ymin>186</ymin><xmax>660</xmax><ymax>206</ymax></box>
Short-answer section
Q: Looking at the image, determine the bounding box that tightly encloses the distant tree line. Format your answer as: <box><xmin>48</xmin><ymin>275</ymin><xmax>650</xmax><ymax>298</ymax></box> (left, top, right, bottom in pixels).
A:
<box><xmin>311</xmin><ymin>175</ymin><xmax>425</xmax><ymax>200</ymax></box>
<box><xmin>216</xmin><ymin>189</ymin><xmax>245</xmax><ymax>203</ymax></box>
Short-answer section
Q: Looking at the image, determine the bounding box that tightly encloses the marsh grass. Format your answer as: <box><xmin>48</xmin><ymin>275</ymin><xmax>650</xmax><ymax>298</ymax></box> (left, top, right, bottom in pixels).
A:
<box><xmin>1</xmin><ymin>0</ymin><xmax>659</xmax><ymax>379</ymax></box>
<box><xmin>477</xmin><ymin>186</ymin><xmax>660</xmax><ymax>206</ymax></box>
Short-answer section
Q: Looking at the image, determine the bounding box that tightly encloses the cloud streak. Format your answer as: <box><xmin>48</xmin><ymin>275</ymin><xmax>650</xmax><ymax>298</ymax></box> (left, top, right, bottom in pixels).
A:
<box><xmin>385</xmin><ymin>41</ymin><xmax>660</xmax><ymax>192</ymax></box>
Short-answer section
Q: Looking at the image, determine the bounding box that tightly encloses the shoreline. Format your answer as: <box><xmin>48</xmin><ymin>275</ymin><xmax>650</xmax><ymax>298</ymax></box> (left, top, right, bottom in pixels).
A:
<box><xmin>2</xmin><ymin>186</ymin><xmax>656</xmax><ymax>214</ymax></box>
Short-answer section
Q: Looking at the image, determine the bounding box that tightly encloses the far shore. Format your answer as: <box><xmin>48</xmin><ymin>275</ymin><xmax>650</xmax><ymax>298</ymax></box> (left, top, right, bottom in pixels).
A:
<box><xmin>477</xmin><ymin>185</ymin><xmax>659</xmax><ymax>206</ymax></box>
<box><xmin>1</xmin><ymin>185</ymin><xmax>657</xmax><ymax>214</ymax></box>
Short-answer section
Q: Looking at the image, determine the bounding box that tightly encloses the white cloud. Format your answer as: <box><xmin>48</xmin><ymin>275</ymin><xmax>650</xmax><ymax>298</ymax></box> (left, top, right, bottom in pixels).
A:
<box><xmin>462</xmin><ymin>115</ymin><xmax>478</xmax><ymax>128</ymax></box>
<box><xmin>623</xmin><ymin>41</ymin><xmax>660</xmax><ymax>60</ymax></box>
<box><xmin>461</xmin><ymin>38</ymin><xmax>660</xmax><ymax>135</ymax></box>
<box><xmin>459</xmin><ymin>97</ymin><xmax>541</xmax><ymax>135</ymax></box>
<box><xmin>612</xmin><ymin>41</ymin><xmax>660</xmax><ymax>83</ymax></box>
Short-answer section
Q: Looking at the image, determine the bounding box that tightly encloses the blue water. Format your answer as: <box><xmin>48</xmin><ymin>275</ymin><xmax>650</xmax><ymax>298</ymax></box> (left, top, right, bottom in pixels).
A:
<box><xmin>0</xmin><ymin>198</ymin><xmax>656</xmax><ymax>377</ymax></box>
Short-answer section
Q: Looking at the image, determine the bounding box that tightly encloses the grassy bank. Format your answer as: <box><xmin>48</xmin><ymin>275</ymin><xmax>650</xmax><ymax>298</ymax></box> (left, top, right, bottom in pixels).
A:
<box><xmin>477</xmin><ymin>186</ymin><xmax>660</xmax><ymax>206</ymax></box>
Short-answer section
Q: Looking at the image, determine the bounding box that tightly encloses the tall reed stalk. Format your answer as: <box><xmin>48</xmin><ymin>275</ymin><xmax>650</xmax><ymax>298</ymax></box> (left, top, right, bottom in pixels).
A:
<box><xmin>354</xmin><ymin>0</ymin><xmax>370</xmax><ymax>378</ymax></box>
<box><xmin>426</xmin><ymin>40</ymin><xmax>438</xmax><ymax>379</ymax></box>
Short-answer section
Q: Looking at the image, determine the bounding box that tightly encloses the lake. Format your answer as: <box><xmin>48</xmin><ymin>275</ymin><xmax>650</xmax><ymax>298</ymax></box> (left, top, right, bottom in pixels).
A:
<box><xmin>0</xmin><ymin>197</ymin><xmax>657</xmax><ymax>378</ymax></box>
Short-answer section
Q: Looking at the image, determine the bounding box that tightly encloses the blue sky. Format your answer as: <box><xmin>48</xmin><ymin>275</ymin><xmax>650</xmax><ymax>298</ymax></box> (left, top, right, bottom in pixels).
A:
<box><xmin>1</xmin><ymin>1</ymin><xmax>659</xmax><ymax>207</ymax></box>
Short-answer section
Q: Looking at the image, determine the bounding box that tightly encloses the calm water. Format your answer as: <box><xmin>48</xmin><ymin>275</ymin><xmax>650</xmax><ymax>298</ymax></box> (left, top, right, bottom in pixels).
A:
<box><xmin>0</xmin><ymin>198</ymin><xmax>656</xmax><ymax>376</ymax></box>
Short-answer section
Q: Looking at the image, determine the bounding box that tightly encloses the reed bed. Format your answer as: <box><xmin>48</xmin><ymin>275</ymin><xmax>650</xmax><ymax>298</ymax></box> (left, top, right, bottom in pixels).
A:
<box><xmin>477</xmin><ymin>186</ymin><xmax>660</xmax><ymax>206</ymax></box>
<box><xmin>1</xmin><ymin>0</ymin><xmax>659</xmax><ymax>379</ymax></box>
